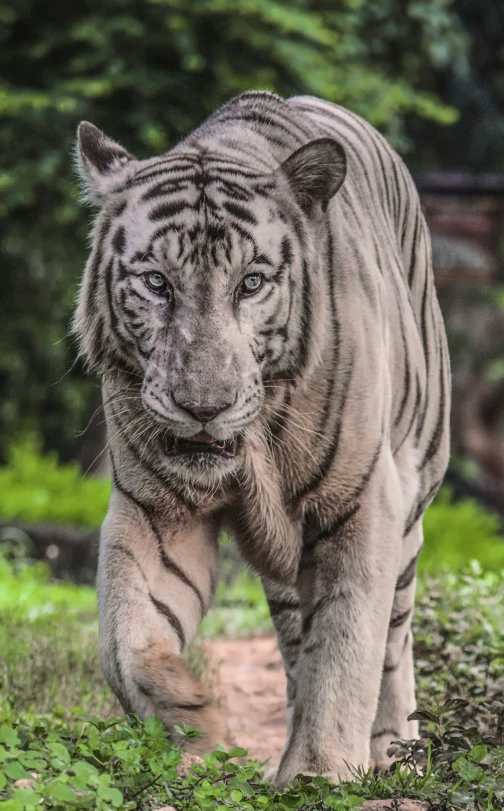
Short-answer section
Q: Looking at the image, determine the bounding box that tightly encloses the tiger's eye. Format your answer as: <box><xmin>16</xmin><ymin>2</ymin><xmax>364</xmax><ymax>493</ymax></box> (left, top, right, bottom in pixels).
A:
<box><xmin>240</xmin><ymin>274</ymin><xmax>264</xmax><ymax>296</ymax></box>
<box><xmin>144</xmin><ymin>271</ymin><xmax>168</xmax><ymax>295</ymax></box>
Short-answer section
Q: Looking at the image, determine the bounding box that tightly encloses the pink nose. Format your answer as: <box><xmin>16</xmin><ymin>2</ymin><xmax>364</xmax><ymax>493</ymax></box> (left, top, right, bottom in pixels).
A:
<box><xmin>174</xmin><ymin>399</ymin><xmax>232</xmax><ymax>423</ymax></box>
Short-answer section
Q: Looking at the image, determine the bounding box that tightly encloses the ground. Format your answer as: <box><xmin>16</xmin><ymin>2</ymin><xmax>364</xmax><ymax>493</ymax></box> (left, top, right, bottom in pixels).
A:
<box><xmin>209</xmin><ymin>635</ymin><xmax>287</xmax><ymax>764</ymax></box>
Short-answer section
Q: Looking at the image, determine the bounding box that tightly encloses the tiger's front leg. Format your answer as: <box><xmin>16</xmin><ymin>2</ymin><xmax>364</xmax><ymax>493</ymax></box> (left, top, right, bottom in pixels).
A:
<box><xmin>275</xmin><ymin>487</ymin><xmax>401</xmax><ymax>788</ymax></box>
<box><xmin>98</xmin><ymin>485</ymin><xmax>224</xmax><ymax>754</ymax></box>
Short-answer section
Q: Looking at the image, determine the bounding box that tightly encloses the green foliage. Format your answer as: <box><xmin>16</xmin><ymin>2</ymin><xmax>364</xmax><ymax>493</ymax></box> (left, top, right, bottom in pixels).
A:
<box><xmin>0</xmin><ymin>440</ymin><xmax>110</xmax><ymax>528</ymax></box>
<box><xmin>408</xmin><ymin>2</ymin><xmax>504</xmax><ymax>172</ymax></box>
<box><xmin>0</xmin><ymin>0</ymin><xmax>465</xmax><ymax>459</ymax></box>
<box><xmin>1</xmin><ymin>551</ymin><xmax>504</xmax><ymax>808</ymax></box>
<box><xmin>0</xmin><ymin>552</ymin><xmax>96</xmax><ymax>619</ymax></box>
<box><xmin>422</xmin><ymin>488</ymin><xmax>504</xmax><ymax>573</ymax></box>
<box><xmin>2</xmin><ymin>708</ymin><xmax>501</xmax><ymax>810</ymax></box>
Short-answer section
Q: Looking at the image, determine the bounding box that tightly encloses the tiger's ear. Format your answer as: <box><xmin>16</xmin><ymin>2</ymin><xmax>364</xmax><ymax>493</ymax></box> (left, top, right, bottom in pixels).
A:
<box><xmin>76</xmin><ymin>122</ymin><xmax>137</xmax><ymax>205</ymax></box>
<box><xmin>279</xmin><ymin>138</ymin><xmax>346</xmax><ymax>215</ymax></box>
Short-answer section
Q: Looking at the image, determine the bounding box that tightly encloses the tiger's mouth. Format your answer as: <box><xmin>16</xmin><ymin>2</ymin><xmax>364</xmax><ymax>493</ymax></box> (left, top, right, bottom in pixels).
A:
<box><xmin>164</xmin><ymin>430</ymin><xmax>240</xmax><ymax>459</ymax></box>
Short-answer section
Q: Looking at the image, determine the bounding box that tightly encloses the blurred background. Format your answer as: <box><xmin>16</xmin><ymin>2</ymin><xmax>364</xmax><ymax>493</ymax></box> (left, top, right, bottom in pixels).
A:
<box><xmin>1</xmin><ymin>0</ymin><xmax>504</xmax><ymax>578</ymax></box>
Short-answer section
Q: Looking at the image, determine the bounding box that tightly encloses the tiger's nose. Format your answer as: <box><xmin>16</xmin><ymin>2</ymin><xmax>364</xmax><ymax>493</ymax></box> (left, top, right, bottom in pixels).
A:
<box><xmin>174</xmin><ymin>398</ymin><xmax>233</xmax><ymax>423</ymax></box>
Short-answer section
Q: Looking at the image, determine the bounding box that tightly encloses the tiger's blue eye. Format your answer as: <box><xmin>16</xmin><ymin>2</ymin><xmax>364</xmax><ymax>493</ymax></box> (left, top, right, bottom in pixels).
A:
<box><xmin>240</xmin><ymin>274</ymin><xmax>264</xmax><ymax>296</ymax></box>
<box><xmin>144</xmin><ymin>271</ymin><xmax>168</xmax><ymax>295</ymax></box>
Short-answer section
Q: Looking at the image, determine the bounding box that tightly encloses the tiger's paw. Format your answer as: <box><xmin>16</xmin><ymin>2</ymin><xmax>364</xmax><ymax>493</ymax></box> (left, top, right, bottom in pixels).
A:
<box><xmin>273</xmin><ymin>762</ymin><xmax>357</xmax><ymax>790</ymax></box>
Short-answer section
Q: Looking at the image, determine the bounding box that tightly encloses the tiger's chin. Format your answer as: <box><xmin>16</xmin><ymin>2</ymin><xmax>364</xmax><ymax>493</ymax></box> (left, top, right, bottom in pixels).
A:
<box><xmin>160</xmin><ymin>430</ymin><xmax>243</xmax><ymax>487</ymax></box>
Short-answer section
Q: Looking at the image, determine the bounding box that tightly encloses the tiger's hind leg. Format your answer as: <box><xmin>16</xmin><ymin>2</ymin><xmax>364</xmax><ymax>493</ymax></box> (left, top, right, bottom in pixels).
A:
<box><xmin>98</xmin><ymin>485</ymin><xmax>225</xmax><ymax>754</ymax></box>
<box><xmin>370</xmin><ymin>521</ymin><xmax>423</xmax><ymax>770</ymax></box>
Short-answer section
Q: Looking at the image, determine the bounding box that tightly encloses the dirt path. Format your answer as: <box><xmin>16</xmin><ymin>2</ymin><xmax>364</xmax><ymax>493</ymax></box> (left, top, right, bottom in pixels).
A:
<box><xmin>207</xmin><ymin>635</ymin><xmax>286</xmax><ymax>765</ymax></box>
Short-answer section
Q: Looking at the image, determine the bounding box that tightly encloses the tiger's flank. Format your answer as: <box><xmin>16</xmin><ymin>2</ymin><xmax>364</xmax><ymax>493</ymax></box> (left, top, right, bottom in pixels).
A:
<box><xmin>74</xmin><ymin>91</ymin><xmax>450</xmax><ymax>787</ymax></box>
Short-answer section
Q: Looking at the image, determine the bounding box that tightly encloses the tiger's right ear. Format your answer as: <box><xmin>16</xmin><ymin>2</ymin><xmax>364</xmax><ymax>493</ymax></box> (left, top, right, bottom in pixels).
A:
<box><xmin>76</xmin><ymin>122</ymin><xmax>137</xmax><ymax>205</ymax></box>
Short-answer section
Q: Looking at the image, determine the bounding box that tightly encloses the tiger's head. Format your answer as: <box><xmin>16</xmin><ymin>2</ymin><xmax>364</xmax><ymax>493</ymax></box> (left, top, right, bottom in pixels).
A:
<box><xmin>74</xmin><ymin>102</ymin><xmax>346</xmax><ymax>485</ymax></box>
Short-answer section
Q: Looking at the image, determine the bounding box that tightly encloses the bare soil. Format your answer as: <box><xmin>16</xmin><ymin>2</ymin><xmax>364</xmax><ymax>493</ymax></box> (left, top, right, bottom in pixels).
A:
<box><xmin>207</xmin><ymin>635</ymin><xmax>287</xmax><ymax>765</ymax></box>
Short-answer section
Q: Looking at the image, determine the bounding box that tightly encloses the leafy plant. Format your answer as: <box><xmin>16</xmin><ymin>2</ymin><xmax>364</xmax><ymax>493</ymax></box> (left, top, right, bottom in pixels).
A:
<box><xmin>1</xmin><ymin>544</ymin><xmax>504</xmax><ymax>808</ymax></box>
<box><xmin>422</xmin><ymin>488</ymin><xmax>504</xmax><ymax>573</ymax></box>
<box><xmin>0</xmin><ymin>440</ymin><xmax>110</xmax><ymax>527</ymax></box>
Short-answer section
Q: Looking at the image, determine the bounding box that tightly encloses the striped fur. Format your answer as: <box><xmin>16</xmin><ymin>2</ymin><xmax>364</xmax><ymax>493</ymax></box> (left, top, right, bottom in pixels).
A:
<box><xmin>74</xmin><ymin>92</ymin><xmax>450</xmax><ymax>784</ymax></box>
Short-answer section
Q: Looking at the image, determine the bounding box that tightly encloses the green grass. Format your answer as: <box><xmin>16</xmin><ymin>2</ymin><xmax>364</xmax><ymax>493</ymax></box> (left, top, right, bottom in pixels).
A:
<box><xmin>1</xmin><ymin>549</ymin><xmax>503</xmax><ymax>809</ymax></box>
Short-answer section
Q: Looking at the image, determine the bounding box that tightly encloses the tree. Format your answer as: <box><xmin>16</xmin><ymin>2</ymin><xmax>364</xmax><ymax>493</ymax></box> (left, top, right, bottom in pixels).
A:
<box><xmin>0</xmin><ymin>0</ymin><xmax>465</xmax><ymax>460</ymax></box>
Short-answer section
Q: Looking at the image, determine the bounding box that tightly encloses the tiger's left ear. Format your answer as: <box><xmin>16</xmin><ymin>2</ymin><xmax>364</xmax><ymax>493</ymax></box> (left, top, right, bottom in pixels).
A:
<box><xmin>76</xmin><ymin>122</ymin><xmax>137</xmax><ymax>205</ymax></box>
<box><xmin>279</xmin><ymin>138</ymin><xmax>347</xmax><ymax>216</ymax></box>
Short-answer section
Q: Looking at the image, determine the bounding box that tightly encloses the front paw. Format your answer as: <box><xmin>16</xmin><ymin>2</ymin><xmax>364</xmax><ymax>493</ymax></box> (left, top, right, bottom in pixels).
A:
<box><xmin>274</xmin><ymin>761</ymin><xmax>360</xmax><ymax>790</ymax></box>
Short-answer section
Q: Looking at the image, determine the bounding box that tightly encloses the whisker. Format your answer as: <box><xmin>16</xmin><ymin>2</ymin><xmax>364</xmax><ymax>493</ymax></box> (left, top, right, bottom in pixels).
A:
<box><xmin>268</xmin><ymin>415</ymin><xmax>322</xmax><ymax>475</ymax></box>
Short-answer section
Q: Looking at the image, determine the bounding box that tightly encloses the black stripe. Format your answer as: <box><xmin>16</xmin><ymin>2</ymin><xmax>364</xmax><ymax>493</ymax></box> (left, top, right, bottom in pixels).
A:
<box><xmin>389</xmin><ymin>607</ymin><xmax>411</xmax><ymax>629</ymax></box>
<box><xmin>229</xmin><ymin>220</ymin><xmax>255</xmax><ymax>245</ymax></box>
<box><xmin>217</xmin><ymin>180</ymin><xmax>253</xmax><ymax>202</ymax></box>
<box><xmin>213</xmin><ymin>112</ymin><xmax>296</xmax><ymax>149</ymax></box>
<box><xmin>414</xmin><ymin>242</ymin><xmax>432</xmax><ymax>447</ymax></box>
<box><xmin>148</xmin><ymin>200</ymin><xmax>193</xmax><ymax>221</ymax></box>
<box><xmin>303</xmin><ymin>640</ymin><xmax>322</xmax><ymax>654</ymax></box>
<box><xmin>390</xmin><ymin>159</ymin><xmax>401</xmax><ymax>224</ymax></box>
<box><xmin>109</xmin><ymin>455</ymin><xmax>204</xmax><ymax>613</ymax></box>
<box><xmin>105</xmin><ymin>258</ymin><xmax>119</xmax><ymax>334</ymax></box>
<box><xmin>392</xmin><ymin>288</ymin><xmax>411</xmax><ymax>430</ymax></box>
<box><xmin>418</xmin><ymin>347</ymin><xmax>446</xmax><ymax>470</ymax></box>
<box><xmin>109</xmin><ymin>542</ymin><xmax>148</xmax><ymax>583</ymax></box>
<box><xmin>114</xmin><ymin>200</ymin><xmax>127</xmax><ymax>217</ymax></box>
<box><xmin>393</xmin><ymin>371</ymin><xmax>421</xmax><ymax>455</ymax></box>
<box><xmin>383</xmin><ymin>632</ymin><xmax>409</xmax><ymax>673</ymax></box>
<box><xmin>293</xmin><ymin>353</ymin><xmax>354</xmax><ymax>502</ymax></box>
<box><xmin>171</xmin><ymin>700</ymin><xmax>209</xmax><ymax>711</ymax></box>
<box><xmin>302</xmin><ymin>596</ymin><xmax>326</xmax><ymax>636</ymax></box>
<box><xmin>350</xmin><ymin>436</ymin><xmax>383</xmax><ymax>500</ymax></box>
<box><xmin>395</xmin><ymin>553</ymin><xmax>419</xmax><ymax>591</ymax></box>
<box><xmin>141</xmin><ymin>179</ymin><xmax>190</xmax><ymax>202</ymax></box>
<box><xmin>112</xmin><ymin>226</ymin><xmax>126</xmax><ymax>255</ymax></box>
<box><xmin>149</xmin><ymin>594</ymin><xmax>185</xmax><ymax>649</ymax></box>
<box><xmin>131</xmin><ymin>156</ymin><xmax>198</xmax><ymax>183</ymax></box>
<box><xmin>295</xmin><ymin>258</ymin><xmax>312</xmax><ymax>375</ymax></box>
<box><xmin>408</xmin><ymin>213</ymin><xmax>421</xmax><ymax>288</ymax></box>
<box><xmin>319</xmin><ymin>228</ymin><xmax>340</xmax><ymax>433</ymax></box>
<box><xmin>285</xmin><ymin>636</ymin><xmax>301</xmax><ymax>647</ymax></box>
<box><xmin>371</xmin><ymin>728</ymin><xmax>400</xmax><ymax>740</ymax></box>
<box><xmin>306</xmin><ymin>502</ymin><xmax>361</xmax><ymax>547</ymax></box>
<box><xmin>111</xmin><ymin>636</ymin><xmax>129</xmax><ymax>708</ymax></box>
<box><xmin>223</xmin><ymin>200</ymin><xmax>257</xmax><ymax>225</ymax></box>
<box><xmin>88</xmin><ymin>215</ymin><xmax>111</xmax><ymax>310</ymax></box>
<box><xmin>403</xmin><ymin>476</ymin><xmax>443</xmax><ymax>537</ymax></box>
<box><xmin>267</xmin><ymin>598</ymin><xmax>300</xmax><ymax>615</ymax></box>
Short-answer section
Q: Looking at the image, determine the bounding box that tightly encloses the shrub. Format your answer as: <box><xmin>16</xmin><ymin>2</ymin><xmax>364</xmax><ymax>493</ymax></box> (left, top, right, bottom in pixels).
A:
<box><xmin>422</xmin><ymin>489</ymin><xmax>504</xmax><ymax>573</ymax></box>
<box><xmin>0</xmin><ymin>441</ymin><xmax>110</xmax><ymax>528</ymax></box>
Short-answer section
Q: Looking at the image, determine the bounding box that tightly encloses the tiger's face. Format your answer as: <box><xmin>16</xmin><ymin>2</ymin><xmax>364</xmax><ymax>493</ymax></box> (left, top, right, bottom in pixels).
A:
<box><xmin>75</xmin><ymin>121</ymin><xmax>345</xmax><ymax>483</ymax></box>
<box><xmin>106</xmin><ymin>195</ymin><xmax>302</xmax><ymax>480</ymax></box>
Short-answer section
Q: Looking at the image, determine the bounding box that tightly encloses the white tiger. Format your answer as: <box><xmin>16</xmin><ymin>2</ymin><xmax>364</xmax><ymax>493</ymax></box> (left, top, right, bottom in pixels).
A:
<box><xmin>74</xmin><ymin>91</ymin><xmax>450</xmax><ymax>787</ymax></box>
